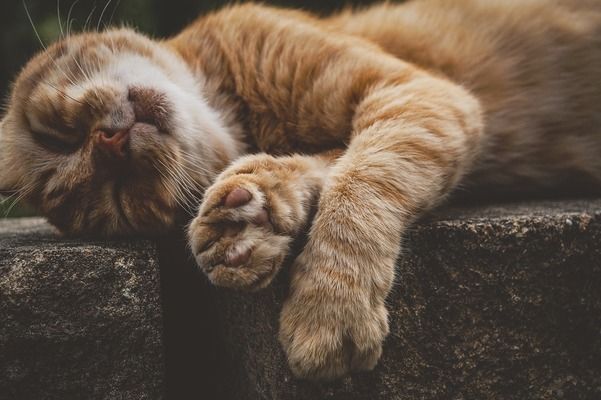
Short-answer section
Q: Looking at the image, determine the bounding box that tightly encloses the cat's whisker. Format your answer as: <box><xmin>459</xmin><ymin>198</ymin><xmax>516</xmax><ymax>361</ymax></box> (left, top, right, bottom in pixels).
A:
<box><xmin>72</xmin><ymin>57</ymin><xmax>92</xmax><ymax>86</ymax></box>
<box><xmin>163</xmin><ymin>151</ymin><xmax>212</xmax><ymax>198</ymax></box>
<box><xmin>169</xmin><ymin>168</ymin><xmax>201</xmax><ymax>213</ymax></box>
<box><xmin>2</xmin><ymin>181</ymin><xmax>35</xmax><ymax>218</ymax></box>
<box><xmin>97</xmin><ymin>0</ymin><xmax>113</xmax><ymax>32</ymax></box>
<box><xmin>154</xmin><ymin>161</ymin><xmax>197</xmax><ymax>216</ymax></box>
<box><xmin>12</xmin><ymin>74</ymin><xmax>89</xmax><ymax>108</ymax></box>
<box><xmin>67</xmin><ymin>18</ymin><xmax>76</xmax><ymax>38</ymax></box>
<box><xmin>68</xmin><ymin>49</ymin><xmax>98</xmax><ymax>100</ymax></box>
<box><xmin>176</xmin><ymin>149</ymin><xmax>216</xmax><ymax>176</ymax></box>
<box><xmin>57</xmin><ymin>0</ymin><xmax>65</xmax><ymax>39</ymax></box>
<box><xmin>165</xmin><ymin>150</ymin><xmax>208</xmax><ymax>176</ymax></box>
<box><xmin>22</xmin><ymin>0</ymin><xmax>46</xmax><ymax>51</ymax></box>
<box><xmin>0</xmin><ymin>189</ymin><xmax>22</xmax><ymax>205</ymax></box>
<box><xmin>172</xmin><ymin>166</ymin><xmax>203</xmax><ymax>209</ymax></box>
<box><xmin>154</xmin><ymin>167</ymin><xmax>180</xmax><ymax>209</ymax></box>
<box><xmin>83</xmin><ymin>5</ymin><xmax>97</xmax><ymax>33</ymax></box>
<box><xmin>58</xmin><ymin>72</ymin><xmax>82</xmax><ymax>94</ymax></box>
<box><xmin>107</xmin><ymin>0</ymin><xmax>122</xmax><ymax>27</ymax></box>
<box><xmin>156</xmin><ymin>158</ymin><xmax>196</xmax><ymax>212</ymax></box>
<box><xmin>42</xmin><ymin>81</ymin><xmax>86</xmax><ymax>106</ymax></box>
<box><xmin>77</xmin><ymin>56</ymin><xmax>94</xmax><ymax>84</ymax></box>
<box><xmin>176</xmin><ymin>163</ymin><xmax>201</xmax><ymax>188</ymax></box>
<box><xmin>171</xmin><ymin>163</ymin><xmax>204</xmax><ymax>213</ymax></box>
<box><xmin>77</xmin><ymin>56</ymin><xmax>105</xmax><ymax>108</ymax></box>
<box><xmin>65</xmin><ymin>0</ymin><xmax>80</xmax><ymax>38</ymax></box>
<box><xmin>85</xmin><ymin>60</ymin><xmax>107</xmax><ymax>108</ymax></box>
<box><xmin>23</xmin><ymin>0</ymin><xmax>87</xmax><ymax>97</ymax></box>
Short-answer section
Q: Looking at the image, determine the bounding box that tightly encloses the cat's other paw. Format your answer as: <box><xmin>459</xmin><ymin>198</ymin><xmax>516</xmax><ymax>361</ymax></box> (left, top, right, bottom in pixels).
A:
<box><xmin>278</xmin><ymin>243</ymin><xmax>390</xmax><ymax>380</ymax></box>
<box><xmin>188</xmin><ymin>154</ymin><xmax>316</xmax><ymax>290</ymax></box>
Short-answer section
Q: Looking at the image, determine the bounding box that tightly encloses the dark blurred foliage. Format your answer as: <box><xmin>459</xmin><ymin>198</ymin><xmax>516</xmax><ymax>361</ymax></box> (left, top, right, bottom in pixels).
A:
<box><xmin>1</xmin><ymin>0</ymin><xmax>383</xmax><ymax>100</ymax></box>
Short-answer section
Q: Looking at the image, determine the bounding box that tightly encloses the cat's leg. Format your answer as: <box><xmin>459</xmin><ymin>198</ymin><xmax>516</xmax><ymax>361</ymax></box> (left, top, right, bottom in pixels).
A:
<box><xmin>279</xmin><ymin>79</ymin><xmax>485</xmax><ymax>379</ymax></box>
<box><xmin>188</xmin><ymin>152</ymin><xmax>336</xmax><ymax>291</ymax></box>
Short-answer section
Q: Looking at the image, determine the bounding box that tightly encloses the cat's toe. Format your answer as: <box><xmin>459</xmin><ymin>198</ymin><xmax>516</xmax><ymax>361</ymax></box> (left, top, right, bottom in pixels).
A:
<box><xmin>188</xmin><ymin>183</ymin><xmax>291</xmax><ymax>290</ymax></box>
<box><xmin>278</xmin><ymin>250</ymin><xmax>389</xmax><ymax>379</ymax></box>
<box><xmin>189</xmin><ymin>217</ymin><xmax>291</xmax><ymax>290</ymax></box>
<box><xmin>278</xmin><ymin>318</ymin><xmax>351</xmax><ymax>380</ymax></box>
<box><xmin>223</xmin><ymin>187</ymin><xmax>252</xmax><ymax>208</ymax></box>
<box><xmin>279</xmin><ymin>296</ymin><xmax>386</xmax><ymax>380</ymax></box>
<box><xmin>190</xmin><ymin>155</ymin><xmax>314</xmax><ymax>290</ymax></box>
<box><xmin>199</xmin><ymin>179</ymin><xmax>268</xmax><ymax>224</ymax></box>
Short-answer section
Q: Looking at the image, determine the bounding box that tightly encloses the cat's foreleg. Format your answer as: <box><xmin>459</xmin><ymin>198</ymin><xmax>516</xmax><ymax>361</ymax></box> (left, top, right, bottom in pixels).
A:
<box><xmin>279</xmin><ymin>78</ymin><xmax>484</xmax><ymax>379</ymax></box>
<box><xmin>188</xmin><ymin>152</ymin><xmax>336</xmax><ymax>290</ymax></box>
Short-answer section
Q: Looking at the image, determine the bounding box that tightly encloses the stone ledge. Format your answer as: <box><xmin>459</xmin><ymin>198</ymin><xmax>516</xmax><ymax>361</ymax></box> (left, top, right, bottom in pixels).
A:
<box><xmin>212</xmin><ymin>199</ymin><xmax>601</xmax><ymax>399</ymax></box>
<box><xmin>0</xmin><ymin>218</ymin><xmax>164</xmax><ymax>399</ymax></box>
<box><xmin>2</xmin><ymin>200</ymin><xmax>601</xmax><ymax>399</ymax></box>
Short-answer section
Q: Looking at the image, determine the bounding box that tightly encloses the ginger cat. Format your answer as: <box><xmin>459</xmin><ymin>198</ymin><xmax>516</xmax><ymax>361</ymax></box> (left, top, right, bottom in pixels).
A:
<box><xmin>1</xmin><ymin>0</ymin><xmax>601</xmax><ymax>379</ymax></box>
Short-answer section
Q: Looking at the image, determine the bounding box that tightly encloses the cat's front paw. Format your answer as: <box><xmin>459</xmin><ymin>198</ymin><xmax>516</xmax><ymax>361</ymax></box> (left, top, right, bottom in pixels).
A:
<box><xmin>278</xmin><ymin>244</ymin><xmax>390</xmax><ymax>380</ymax></box>
<box><xmin>188</xmin><ymin>155</ymin><xmax>314</xmax><ymax>290</ymax></box>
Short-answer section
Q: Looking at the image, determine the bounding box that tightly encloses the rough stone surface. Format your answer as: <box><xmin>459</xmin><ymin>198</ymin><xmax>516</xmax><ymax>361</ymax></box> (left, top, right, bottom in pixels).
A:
<box><xmin>3</xmin><ymin>200</ymin><xmax>601</xmax><ymax>399</ymax></box>
<box><xmin>211</xmin><ymin>199</ymin><xmax>601</xmax><ymax>399</ymax></box>
<box><xmin>0</xmin><ymin>218</ymin><xmax>165</xmax><ymax>400</ymax></box>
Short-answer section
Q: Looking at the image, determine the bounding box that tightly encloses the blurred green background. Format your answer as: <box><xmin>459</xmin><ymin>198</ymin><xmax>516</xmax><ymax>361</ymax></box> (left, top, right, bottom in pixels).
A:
<box><xmin>1</xmin><ymin>0</ymin><xmax>384</xmax><ymax>217</ymax></box>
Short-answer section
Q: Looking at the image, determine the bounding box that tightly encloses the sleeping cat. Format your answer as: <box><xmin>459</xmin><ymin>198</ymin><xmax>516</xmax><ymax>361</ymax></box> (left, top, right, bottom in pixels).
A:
<box><xmin>1</xmin><ymin>0</ymin><xmax>601</xmax><ymax>380</ymax></box>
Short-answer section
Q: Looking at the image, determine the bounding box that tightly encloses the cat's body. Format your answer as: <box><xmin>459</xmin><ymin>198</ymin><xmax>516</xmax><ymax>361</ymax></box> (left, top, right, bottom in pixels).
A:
<box><xmin>333</xmin><ymin>0</ymin><xmax>601</xmax><ymax>191</ymax></box>
<box><xmin>174</xmin><ymin>0</ymin><xmax>601</xmax><ymax>192</ymax></box>
<box><xmin>1</xmin><ymin>0</ymin><xmax>600</xmax><ymax>379</ymax></box>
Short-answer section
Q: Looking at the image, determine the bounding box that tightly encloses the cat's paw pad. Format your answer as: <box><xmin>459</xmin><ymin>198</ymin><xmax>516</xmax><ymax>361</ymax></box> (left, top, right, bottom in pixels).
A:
<box><xmin>189</xmin><ymin>183</ymin><xmax>290</xmax><ymax>290</ymax></box>
<box><xmin>189</xmin><ymin>156</ymin><xmax>312</xmax><ymax>290</ymax></box>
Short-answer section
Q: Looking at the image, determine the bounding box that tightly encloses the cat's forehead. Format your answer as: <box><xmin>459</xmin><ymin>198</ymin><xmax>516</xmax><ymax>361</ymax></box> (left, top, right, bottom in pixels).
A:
<box><xmin>14</xmin><ymin>30</ymin><xmax>154</xmax><ymax>97</ymax></box>
<box><xmin>9</xmin><ymin>30</ymin><xmax>158</xmax><ymax>129</ymax></box>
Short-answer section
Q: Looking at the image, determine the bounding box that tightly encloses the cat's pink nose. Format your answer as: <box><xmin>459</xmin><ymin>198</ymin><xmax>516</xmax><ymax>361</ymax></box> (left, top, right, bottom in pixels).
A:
<box><xmin>95</xmin><ymin>129</ymin><xmax>130</xmax><ymax>158</ymax></box>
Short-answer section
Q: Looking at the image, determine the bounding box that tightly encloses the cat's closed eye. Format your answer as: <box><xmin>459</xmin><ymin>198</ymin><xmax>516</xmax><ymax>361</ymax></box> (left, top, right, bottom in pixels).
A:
<box><xmin>30</xmin><ymin>130</ymin><xmax>82</xmax><ymax>154</ymax></box>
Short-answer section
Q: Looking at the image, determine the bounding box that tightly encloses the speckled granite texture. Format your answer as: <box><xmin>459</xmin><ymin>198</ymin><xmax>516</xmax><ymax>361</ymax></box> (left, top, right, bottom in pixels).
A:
<box><xmin>0</xmin><ymin>218</ymin><xmax>164</xmax><ymax>400</ymax></box>
<box><xmin>212</xmin><ymin>199</ymin><xmax>601</xmax><ymax>399</ymax></box>
<box><xmin>2</xmin><ymin>199</ymin><xmax>601</xmax><ymax>399</ymax></box>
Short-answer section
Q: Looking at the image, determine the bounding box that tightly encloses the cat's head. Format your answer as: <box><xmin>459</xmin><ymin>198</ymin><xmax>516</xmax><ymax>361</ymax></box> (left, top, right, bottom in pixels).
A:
<box><xmin>0</xmin><ymin>29</ymin><xmax>238</xmax><ymax>236</ymax></box>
